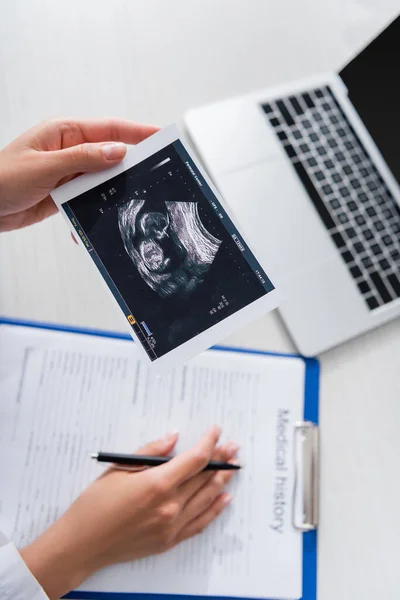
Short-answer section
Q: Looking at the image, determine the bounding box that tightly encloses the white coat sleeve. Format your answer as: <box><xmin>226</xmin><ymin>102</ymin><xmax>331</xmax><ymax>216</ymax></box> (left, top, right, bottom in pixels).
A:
<box><xmin>0</xmin><ymin>531</ymin><xmax>48</xmax><ymax>600</ymax></box>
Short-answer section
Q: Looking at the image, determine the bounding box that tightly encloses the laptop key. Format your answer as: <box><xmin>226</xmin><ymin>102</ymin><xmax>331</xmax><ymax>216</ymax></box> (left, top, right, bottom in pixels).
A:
<box><xmin>368</xmin><ymin>180</ymin><xmax>378</xmax><ymax>192</ymax></box>
<box><xmin>277</xmin><ymin>100</ymin><xmax>295</xmax><ymax>126</ymax></box>
<box><xmin>353</xmin><ymin>241</ymin><xmax>364</xmax><ymax>253</ymax></box>
<box><xmin>371</xmin><ymin>243</ymin><xmax>382</xmax><ymax>256</ymax></box>
<box><xmin>317</xmin><ymin>146</ymin><xmax>327</xmax><ymax>156</ymax></box>
<box><xmin>332</xmin><ymin>173</ymin><xmax>342</xmax><ymax>183</ymax></box>
<box><xmin>374</xmin><ymin>221</ymin><xmax>384</xmax><ymax>232</ymax></box>
<box><xmin>342</xmin><ymin>250</ymin><xmax>353</xmax><ymax>264</ymax></box>
<box><xmin>343</xmin><ymin>165</ymin><xmax>353</xmax><ymax>175</ymax></box>
<box><xmin>366</xmin><ymin>296</ymin><xmax>380</xmax><ymax>310</ymax></box>
<box><xmin>358</xmin><ymin>280</ymin><xmax>371</xmax><ymax>294</ymax></box>
<box><xmin>391</xmin><ymin>249</ymin><xmax>400</xmax><ymax>261</ymax></box>
<box><xmin>388</xmin><ymin>274</ymin><xmax>400</xmax><ymax>297</ymax></box>
<box><xmin>322</xmin><ymin>184</ymin><xmax>333</xmax><ymax>195</ymax></box>
<box><xmin>289</xmin><ymin>96</ymin><xmax>304</xmax><ymax>116</ymax></box>
<box><xmin>345</xmin><ymin>227</ymin><xmax>356</xmax><ymax>239</ymax></box>
<box><xmin>363</xmin><ymin>229</ymin><xmax>374</xmax><ymax>241</ymax></box>
<box><xmin>302</xmin><ymin>92</ymin><xmax>315</xmax><ymax>109</ymax></box>
<box><xmin>348</xmin><ymin>201</ymin><xmax>357</xmax><ymax>212</ymax></box>
<box><xmin>392</xmin><ymin>222</ymin><xmax>400</xmax><ymax>234</ymax></box>
<box><xmin>315</xmin><ymin>171</ymin><xmax>325</xmax><ymax>181</ymax></box>
<box><xmin>379</xmin><ymin>258</ymin><xmax>390</xmax><ymax>270</ymax></box>
<box><xmin>362</xmin><ymin>256</ymin><xmax>373</xmax><ymax>268</ymax></box>
<box><xmin>309</xmin><ymin>133</ymin><xmax>319</xmax><ymax>142</ymax></box>
<box><xmin>332</xmin><ymin>232</ymin><xmax>346</xmax><ymax>248</ymax></box>
<box><xmin>284</xmin><ymin>144</ymin><xmax>297</xmax><ymax>159</ymax></box>
<box><xmin>291</xmin><ymin>161</ymin><xmax>336</xmax><ymax>230</ymax></box>
<box><xmin>324</xmin><ymin>159</ymin><xmax>334</xmax><ymax>169</ymax></box>
<box><xmin>370</xmin><ymin>271</ymin><xmax>393</xmax><ymax>303</ymax></box>
<box><xmin>293</xmin><ymin>130</ymin><xmax>302</xmax><ymax>139</ymax></box>
<box><xmin>350</xmin><ymin>265</ymin><xmax>362</xmax><ymax>278</ymax></box>
<box><xmin>262</xmin><ymin>104</ymin><xmax>273</xmax><ymax>114</ymax></box>
<box><xmin>330</xmin><ymin>198</ymin><xmax>340</xmax><ymax>209</ymax></box>
<box><xmin>339</xmin><ymin>187</ymin><xmax>350</xmax><ymax>197</ymax></box>
<box><xmin>382</xmin><ymin>235</ymin><xmax>393</xmax><ymax>246</ymax></box>
<box><xmin>337</xmin><ymin>212</ymin><xmax>349</xmax><ymax>224</ymax></box>
<box><xmin>355</xmin><ymin>215</ymin><xmax>366</xmax><ymax>226</ymax></box>
<box><xmin>366</xmin><ymin>206</ymin><xmax>377</xmax><ymax>217</ymax></box>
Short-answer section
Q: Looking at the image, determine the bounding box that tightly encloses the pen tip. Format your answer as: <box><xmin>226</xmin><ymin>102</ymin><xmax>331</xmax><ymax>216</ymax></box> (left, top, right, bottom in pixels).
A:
<box><xmin>230</xmin><ymin>460</ymin><xmax>242</xmax><ymax>469</ymax></box>
<box><xmin>90</xmin><ymin>453</ymin><xmax>98</xmax><ymax>459</ymax></box>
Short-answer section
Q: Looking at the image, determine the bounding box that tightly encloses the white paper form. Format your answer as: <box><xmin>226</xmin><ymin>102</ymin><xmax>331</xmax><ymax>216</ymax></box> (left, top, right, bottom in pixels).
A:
<box><xmin>0</xmin><ymin>324</ymin><xmax>305</xmax><ymax>599</ymax></box>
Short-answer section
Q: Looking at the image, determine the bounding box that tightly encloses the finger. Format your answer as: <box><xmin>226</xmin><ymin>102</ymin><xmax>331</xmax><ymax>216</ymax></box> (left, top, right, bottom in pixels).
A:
<box><xmin>136</xmin><ymin>431</ymin><xmax>179</xmax><ymax>457</ymax></box>
<box><xmin>0</xmin><ymin>196</ymin><xmax>59</xmax><ymax>231</ymax></box>
<box><xmin>178</xmin><ymin>466</ymin><xmax>235</xmax><ymax>526</ymax></box>
<box><xmin>98</xmin><ymin>431</ymin><xmax>179</xmax><ymax>480</ymax></box>
<box><xmin>178</xmin><ymin>442</ymin><xmax>239</xmax><ymax>505</ymax></box>
<box><xmin>175</xmin><ymin>493</ymin><xmax>232</xmax><ymax>544</ymax></box>
<box><xmin>54</xmin><ymin>118</ymin><xmax>159</xmax><ymax>147</ymax></box>
<box><xmin>46</xmin><ymin>141</ymin><xmax>130</xmax><ymax>179</ymax></box>
<box><xmin>157</xmin><ymin>425</ymin><xmax>221</xmax><ymax>487</ymax></box>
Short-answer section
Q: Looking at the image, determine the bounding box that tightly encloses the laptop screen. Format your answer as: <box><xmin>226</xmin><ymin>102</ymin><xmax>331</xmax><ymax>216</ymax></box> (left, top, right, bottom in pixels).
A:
<box><xmin>339</xmin><ymin>16</ymin><xmax>400</xmax><ymax>186</ymax></box>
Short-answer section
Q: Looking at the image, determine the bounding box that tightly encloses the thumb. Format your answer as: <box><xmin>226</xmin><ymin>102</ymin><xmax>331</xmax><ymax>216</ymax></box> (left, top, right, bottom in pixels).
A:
<box><xmin>136</xmin><ymin>431</ymin><xmax>179</xmax><ymax>457</ymax></box>
<box><xmin>48</xmin><ymin>141</ymin><xmax>127</xmax><ymax>178</ymax></box>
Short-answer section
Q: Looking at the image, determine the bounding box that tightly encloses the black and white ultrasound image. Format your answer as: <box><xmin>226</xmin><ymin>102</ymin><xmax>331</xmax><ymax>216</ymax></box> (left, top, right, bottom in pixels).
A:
<box><xmin>67</xmin><ymin>143</ymin><xmax>270</xmax><ymax>358</ymax></box>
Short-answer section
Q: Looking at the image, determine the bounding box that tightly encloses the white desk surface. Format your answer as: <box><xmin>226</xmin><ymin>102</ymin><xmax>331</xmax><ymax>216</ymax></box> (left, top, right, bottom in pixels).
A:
<box><xmin>1</xmin><ymin>1</ymin><xmax>400</xmax><ymax>598</ymax></box>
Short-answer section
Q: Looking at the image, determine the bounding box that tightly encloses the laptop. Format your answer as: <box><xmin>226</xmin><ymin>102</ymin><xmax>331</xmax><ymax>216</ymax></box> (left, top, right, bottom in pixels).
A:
<box><xmin>184</xmin><ymin>16</ymin><xmax>400</xmax><ymax>355</ymax></box>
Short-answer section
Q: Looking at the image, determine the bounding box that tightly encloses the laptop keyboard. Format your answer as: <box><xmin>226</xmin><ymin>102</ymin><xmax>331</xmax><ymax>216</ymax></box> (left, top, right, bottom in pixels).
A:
<box><xmin>262</xmin><ymin>86</ymin><xmax>400</xmax><ymax>310</ymax></box>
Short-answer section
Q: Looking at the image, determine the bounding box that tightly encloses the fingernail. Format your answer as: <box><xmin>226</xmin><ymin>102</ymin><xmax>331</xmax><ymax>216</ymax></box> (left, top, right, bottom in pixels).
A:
<box><xmin>211</xmin><ymin>425</ymin><xmax>222</xmax><ymax>437</ymax></box>
<box><xmin>224</xmin><ymin>442</ymin><xmax>240</xmax><ymax>458</ymax></box>
<box><xmin>102</xmin><ymin>142</ymin><xmax>126</xmax><ymax>161</ymax></box>
<box><xmin>222</xmin><ymin>494</ymin><xmax>232</xmax><ymax>507</ymax></box>
<box><xmin>163</xmin><ymin>430</ymin><xmax>179</xmax><ymax>442</ymax></box>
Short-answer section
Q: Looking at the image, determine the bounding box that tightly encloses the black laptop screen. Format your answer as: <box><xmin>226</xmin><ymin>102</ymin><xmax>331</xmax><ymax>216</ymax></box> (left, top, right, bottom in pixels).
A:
<box><xmin>339</xmin><ymin>16</ymin><xmax>400</xmax><ymax>185</ymax></box>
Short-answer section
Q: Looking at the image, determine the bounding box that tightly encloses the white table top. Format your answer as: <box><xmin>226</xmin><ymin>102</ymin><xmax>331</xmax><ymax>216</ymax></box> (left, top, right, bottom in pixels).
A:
<box><xmin>1</xmin><ymin>1</ymin><xmax>400</xmax><ymax>598</ymax></box>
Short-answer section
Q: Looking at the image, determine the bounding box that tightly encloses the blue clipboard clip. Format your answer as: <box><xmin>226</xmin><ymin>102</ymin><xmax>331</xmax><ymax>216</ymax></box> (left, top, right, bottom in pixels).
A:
<box><xmin>293</xmin><ymin>421</ymin><xmax>319</xmax><ymax>532</ymax></box>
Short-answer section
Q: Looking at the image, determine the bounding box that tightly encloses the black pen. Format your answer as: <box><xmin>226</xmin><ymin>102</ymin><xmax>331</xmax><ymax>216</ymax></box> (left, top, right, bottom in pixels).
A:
<box><xmin>91</xmin><ymin>452</ymin><xmax>241</xmax><ymax>471</ymax></box>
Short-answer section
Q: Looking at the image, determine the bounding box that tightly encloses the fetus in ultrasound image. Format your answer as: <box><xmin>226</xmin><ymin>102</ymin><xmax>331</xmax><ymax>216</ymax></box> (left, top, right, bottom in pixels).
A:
<box><xmin>118</xmin><ymin>198</ymin><xmax>222</xmax><ymax>300</ymax></box>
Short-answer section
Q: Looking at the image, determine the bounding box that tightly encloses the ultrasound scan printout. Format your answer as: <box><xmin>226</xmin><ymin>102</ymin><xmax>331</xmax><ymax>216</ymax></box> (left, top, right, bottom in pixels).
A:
<box><xmin>51</xmin><ymin>126</ymin><xmax>278</xmax><ymax>369</ymax></box>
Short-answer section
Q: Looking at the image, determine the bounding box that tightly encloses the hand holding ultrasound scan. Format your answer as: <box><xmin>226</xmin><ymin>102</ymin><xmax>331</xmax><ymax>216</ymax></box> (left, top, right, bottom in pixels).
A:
<box><xmin>53</xmin><ymin>126</ymin><xmax>278</xmax><ymax>367</ymax></box>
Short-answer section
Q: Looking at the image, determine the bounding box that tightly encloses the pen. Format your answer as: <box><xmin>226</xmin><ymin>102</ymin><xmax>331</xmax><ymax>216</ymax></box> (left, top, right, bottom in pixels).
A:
<box><xmin>91</xmin><ymin>452</ymin><xmax>241</xmax><ymax>471</ymax></box>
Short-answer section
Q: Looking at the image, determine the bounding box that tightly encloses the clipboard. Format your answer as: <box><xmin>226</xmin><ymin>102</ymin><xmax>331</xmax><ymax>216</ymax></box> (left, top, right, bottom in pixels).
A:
<box><xmin>0</xmin><ymin>317</ymin><xmax>319</xmax><ymax>600</ymax></box>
